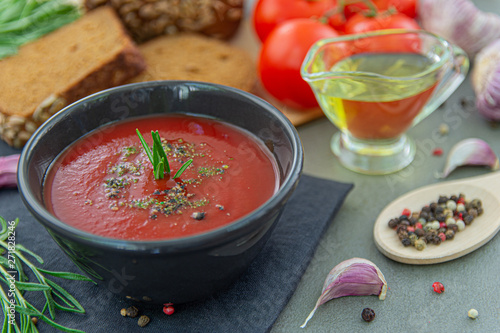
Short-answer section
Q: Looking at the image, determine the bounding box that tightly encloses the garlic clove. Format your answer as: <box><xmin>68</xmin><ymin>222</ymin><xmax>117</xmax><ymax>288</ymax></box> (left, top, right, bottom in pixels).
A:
<box><xmin>437</xmin><ymin>138</ymin><xmax>499</xmax><ymax>179</ymax></box>
<box><xmin>0</xmin><ymin>154</ymin><xmax>19</xmax><ymax>189</ymax></box>
<box><xmin>471</xmin><ymin>39</ymin><xmax>500</xmax><ymax>121</ymax></box>
<box><xmin>300</xmin><ymin>258</ymin><xmax>387</xmax><ymax>328</ymax></box>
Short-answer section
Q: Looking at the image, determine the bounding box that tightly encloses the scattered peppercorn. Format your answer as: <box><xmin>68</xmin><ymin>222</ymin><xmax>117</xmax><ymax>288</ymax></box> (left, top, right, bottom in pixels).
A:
<box><xmin>438</xmin><ymin>123</ymin><xmax>450</xmax><ymax>135</ymax></box>
<box><xmin>163</xmin><ymin>305</ymin><xmax>175</xmax><ymax>316</ymax></box>
<box><xmin>191</xmin><ymin>212</ymin><xmax>206</xmax><ymax>220</ymax></box>
<box><xmin>432</xmin><ymin>148</ymin><xmax>444</xmax><ymax>156</ymax></box>
<box><xmin>137</xmin><ymin>315</ymin><xmax>150</xmax><ymax>327</ymax></box>
<box><xmin>388</xmin><ymin>194</ymin><xmax>484</xmax><ymax>250</ymax></box>
<box><xmin>31</xmin><ymin>317</ymin><xmax>38</xmax><ymax>325</ymax></box>
<box><xmin>467</xmin><ymin>308</ymin><xmax>479</xmax><ymax>319</ymax></box>
<box><xmin>432</xmin><ymin>281</ymin><xmax>445</xmax><ymax>294</ymax></box>
<box><xmin>126</xmin><ymin>306</ymin><xmax>139</xmax><ymax>318</ymax></box>
<box><xmin>120</xmin><ymin>308</ymin><xmax>127</xmax><ymax>317</ymax></box>
<box><xmin>361</xmin><ymin>308</ymin><xmax>375</xmax><ymax>322</ymax></box>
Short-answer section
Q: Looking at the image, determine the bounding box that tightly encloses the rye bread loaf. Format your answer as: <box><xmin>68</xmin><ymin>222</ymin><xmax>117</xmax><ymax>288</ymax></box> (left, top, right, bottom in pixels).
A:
<box><xmin>129</xmin><ymin>33</ymin><xmax>256</xmax><ymax>92</ymax></box>
<box><xmin>0</xmin><ymin>6</ymin><xmax>146</xmax><ymax>148</ymax></box>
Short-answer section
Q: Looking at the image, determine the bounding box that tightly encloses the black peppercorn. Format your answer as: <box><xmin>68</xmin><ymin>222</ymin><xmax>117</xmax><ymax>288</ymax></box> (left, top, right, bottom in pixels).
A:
<box><xmin>438</xmin><ymin>196</ymin><xmax>448</xmax><ymax>204</ymax></box>
<box><xmin>401</xmin><ymin>238</ymin><xmax>412</xmax><ymax>247</ymax></box>
<box><xmin>419</xmin><ymin>211</ymin><xmax>429</xmax><ymax>220</ymax></box>
<box><xmin>430</xmin><ymin>202</ymin><xmax>438</xmax><ymax>212</ymax></box>
<box><xmin>388</xmin><ymin>219</ymin><xmax>399</xmax><ymax>228</ymax></box>
<box><xmin>415</xmin><ymin>228</ymin><xmax>425</xmax><ymax>237</ymax></box>
<box><xmin>361</xmin><ymin>308</ymin><xmax>376</xmax><ymax>322</ymax></box>
<box><xmin>450</xmin><ymin>195</ymin><xmax>458</xmax><ymax>202</ymax></box>
<box><xmin>463</xmin><ymin>214</ymin><xmax>474</xmax><ymax>225</ymax></box>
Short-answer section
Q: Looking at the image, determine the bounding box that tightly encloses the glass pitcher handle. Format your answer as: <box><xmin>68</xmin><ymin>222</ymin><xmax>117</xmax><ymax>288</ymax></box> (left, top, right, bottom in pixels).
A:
<box><xmin>412</xmin><ymin>45</ymin><xmax>470</xmax><ymax>126</ymax></box>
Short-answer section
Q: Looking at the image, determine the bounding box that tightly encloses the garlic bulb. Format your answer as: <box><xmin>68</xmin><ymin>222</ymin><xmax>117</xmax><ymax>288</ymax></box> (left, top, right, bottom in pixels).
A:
<box><xmin>419</xmin><ymin>0</ymin><xmax>500</xmax><ymax>58</ymax></box>
<box><xmin>471</xmin><ymin>39</ymin><xmax>500</xmax><ymax>121</ymax></box>
<box><xmin>300</xmin><ymin>258</ymin><xmax>387</xmax><ymax>328</ymax></box>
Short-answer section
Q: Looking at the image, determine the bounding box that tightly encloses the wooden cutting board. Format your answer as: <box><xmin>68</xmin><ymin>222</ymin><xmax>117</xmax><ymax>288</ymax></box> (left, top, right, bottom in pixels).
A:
<box><xmin>230</xmin><ymin>20</ymin><xmax>325</xmax><ymax>126</ymax></box>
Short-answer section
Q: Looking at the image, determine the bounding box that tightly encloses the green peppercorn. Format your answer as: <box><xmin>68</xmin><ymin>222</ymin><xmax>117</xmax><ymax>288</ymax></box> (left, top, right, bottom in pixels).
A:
<box><xmin>445</xmin><ymin>229</ymin><xmax>455</xmax><ymax>240</ymax></box>
<box><xmin>137</xmin><ymin>315</ymin><xmax>150</xmax><ymax>327</ymax></box>
<box><xmin>409</xmin><ymin>234</ymin><xmax>418</xmax><ymax>245</ymax></box>
<box><xmin>468</xmin><ymin>208</ymin><xmax>478</xmax><ymax>218</ymax></box>
<box><xmin>414</xmin><ymin>239</ymin><xmax>426</xmax><ymax>251</ymax></box>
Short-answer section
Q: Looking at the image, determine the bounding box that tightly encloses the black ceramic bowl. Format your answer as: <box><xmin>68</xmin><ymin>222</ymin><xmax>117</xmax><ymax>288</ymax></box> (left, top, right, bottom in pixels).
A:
<box><xmin>18</xmin><ymin>81</ymin><xmax>303</xmax><ymax>304</ymax></box>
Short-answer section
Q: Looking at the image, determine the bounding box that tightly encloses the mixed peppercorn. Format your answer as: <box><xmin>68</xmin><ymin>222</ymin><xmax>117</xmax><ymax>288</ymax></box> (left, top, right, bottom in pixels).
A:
<box><xmin>388</xmin><ymin>194</ymin><xmax>483</xmax><ymax>250</ymax></box>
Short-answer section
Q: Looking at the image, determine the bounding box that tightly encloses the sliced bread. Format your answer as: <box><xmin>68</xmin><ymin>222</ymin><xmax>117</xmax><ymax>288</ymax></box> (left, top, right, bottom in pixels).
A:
<box><xmin>128</xmin><ymin>33</ymin><xmax>256</xmax><ymax>92</ymax></box>
<box><xmin>0</xmin><ymin>6</ymin><xmax>146</xmax><ymax>148</ymax></box>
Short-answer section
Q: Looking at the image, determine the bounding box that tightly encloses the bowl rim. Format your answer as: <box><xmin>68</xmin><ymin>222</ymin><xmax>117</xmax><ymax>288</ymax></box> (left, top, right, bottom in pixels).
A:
<box><xmin>18</xmin><ymin>81</ymin><xmax>303</xmax><ymax>253</ymax></box>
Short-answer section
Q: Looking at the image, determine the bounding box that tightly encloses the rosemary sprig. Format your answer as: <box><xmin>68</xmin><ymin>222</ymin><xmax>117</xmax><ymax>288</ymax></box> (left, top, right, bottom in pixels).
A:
<box><xmin>136</xmin><ymin>129</ymin><xmax>193</xmax><ymax>180</ymax></box>
<box><xmin>0</xmin><ymin>0</ymin><xmax>82</xmax><ymax>60</ymax></box>
<box><xmin>0</xmin><ymin>216</ymin><xmax>95</xmax><ymax>332</ymax></box>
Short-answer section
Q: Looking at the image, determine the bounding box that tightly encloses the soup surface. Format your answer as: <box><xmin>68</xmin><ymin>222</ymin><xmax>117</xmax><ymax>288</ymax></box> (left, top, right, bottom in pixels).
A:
<box><xmin>44</xmin><ymin>115</ymin><xmax>279</xmax><ymax>240</ymax></box>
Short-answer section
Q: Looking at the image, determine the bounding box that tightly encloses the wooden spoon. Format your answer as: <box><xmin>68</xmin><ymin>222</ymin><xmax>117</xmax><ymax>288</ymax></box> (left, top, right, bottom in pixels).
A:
<box><xmin>373</xmin><ymin>171</ymin><xmax>500</xmax><ymax>265</ymax></box>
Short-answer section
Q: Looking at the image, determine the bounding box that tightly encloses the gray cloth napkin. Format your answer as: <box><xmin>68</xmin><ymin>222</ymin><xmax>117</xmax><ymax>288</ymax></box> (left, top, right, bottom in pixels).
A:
<box><xmin>1</xmin><ymin>163</ymin><xmax>352</xmax><ymax>332</ymax></box>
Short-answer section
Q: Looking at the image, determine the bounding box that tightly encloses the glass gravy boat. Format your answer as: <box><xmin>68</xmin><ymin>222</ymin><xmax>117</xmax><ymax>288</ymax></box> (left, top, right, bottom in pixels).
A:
<box><xmin>301</xmin><ymin>29</ymin><xmax>469</xmax><ymax>174</ymax></box>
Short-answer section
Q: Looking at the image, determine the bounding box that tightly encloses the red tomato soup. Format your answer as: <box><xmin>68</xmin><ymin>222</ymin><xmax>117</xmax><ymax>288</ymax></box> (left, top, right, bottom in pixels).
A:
<box><xmin>43</xmin><ymin>115</ymin><xmax>279</xmax><ymax>240</ymax></box>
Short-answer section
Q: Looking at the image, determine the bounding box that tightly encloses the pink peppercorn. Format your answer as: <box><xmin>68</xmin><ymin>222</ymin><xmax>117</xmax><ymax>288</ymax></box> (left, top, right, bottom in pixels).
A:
<box><xmin>415</xmin><ymin>222</ymin><xmax>423</xmax><ymax>229</ymax></box>
<box><xmin>407</xmin><ymin>226</ymin><xmax>415</xmax><ymax>232</ymax></box>
<box><xmin>432</xmin><ymin>282</ymin><xmax>445</xmax><ymax>293</ymax></box>
<box><xmin>432</xmin><ymin>148</ymin><xmax>443</xmax><ymax>156</ymax></box>
<box><xmin>401</xmin><ymin>208</ymin><xmax>411</xmax><ymax>217</ymax></box>
<box><xmin>439</xmin><ymin>222</ymin><xmax>447</xmax><ymax>229</ymax></box>
<box><xmin>438</xmin><ymin>232</ymin><xmax>446</xmax><ymax>242</ymax></box>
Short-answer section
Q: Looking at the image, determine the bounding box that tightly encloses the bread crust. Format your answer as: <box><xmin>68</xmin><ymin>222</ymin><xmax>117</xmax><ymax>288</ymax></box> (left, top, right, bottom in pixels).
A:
<box><xmin>0</xmin><ymin>7</ymin><xmax>146</xmax><ymax>148</ymax></box>
<box><xmin>129</xmin><ymin>33</ymin><xmax>256</xmax><ymax>92</ymax></box>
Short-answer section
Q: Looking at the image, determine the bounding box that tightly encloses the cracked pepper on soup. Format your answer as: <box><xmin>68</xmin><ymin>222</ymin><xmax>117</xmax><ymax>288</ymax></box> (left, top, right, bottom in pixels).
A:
<box><xmin>43</xmin><ymin>115</ymin><xmax>279</xmax><ymax>240</ymax></box>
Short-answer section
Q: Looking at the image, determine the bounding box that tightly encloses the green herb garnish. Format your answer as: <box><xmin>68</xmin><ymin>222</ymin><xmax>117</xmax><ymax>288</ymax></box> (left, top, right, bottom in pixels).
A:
<box><xmin>136</xmin><ymin>129</ymin><xmax>193</xmax><ymax>180</ymax></box>
<box><xmin>0</xmin><ymin>216</ymin><xmax>95</xmax><ymax>332</ymax></box>
<box><xmin>0</xmin><ymin>0</ymin><xmax>82</xmax><ymax>60</ymax></box>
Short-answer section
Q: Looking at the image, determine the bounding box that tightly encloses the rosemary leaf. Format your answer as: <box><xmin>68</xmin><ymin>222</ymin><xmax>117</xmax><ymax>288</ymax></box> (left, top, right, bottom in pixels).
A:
<box><xmin>13</xmin><ymin>281</ymin><xmax>51</xmax><ymax>292</ymax></box>
<box><xmin>136</xmin><ymin>129</ymin><xmax>154</xmax><ymax>164</ymax></box>
<box><xmin>152</xmin><ymin>131</ymin><xmax>170</xmax><ymax>173</ymax></box>
<box><xmin>45</xmin><ymin>279</ymin><xmax>85</xmax><ymax>313</ymax></box>
<box><xmin>15</xmin><ymin>245</ymin><xmax>43</xmax><ymax>265</ymax></box>
<box><xmin>24</xmin><ymin>303</ymin><xmax>85</xmax><ymax>333</ymax></box>
<box><xmin>36</xmin><ymin>268</ymin><xmax>94</xmax><ymax>282</ymax></box>
<box><xmin>173</xmin><ymin>159</ymin><xmax>194</xmax><ymax>179</ymax></box>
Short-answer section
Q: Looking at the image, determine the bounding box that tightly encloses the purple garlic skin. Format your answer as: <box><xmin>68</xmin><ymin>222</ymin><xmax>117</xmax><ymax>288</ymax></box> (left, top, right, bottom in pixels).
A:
<box><xmin>300</xmin><ymin>258</ymin><xmax>387</xmax><ymax>328</ymax></box>
<box><xmin>419</xmin><ymin>0</ymin><xmax>500</xmax><ymax>58</ymax></box>
<box><xmin>437</xmin><ymin>138</ymin><xmax>499</xmax><ymax>178</ymax></box>
<box><xmin>0</xmin><ymin>154</ymin><xmax>20</xmax><ymax>189</ymax></box>
<box><xmin>472</xmin><ymin>39</ymin><xmax>500</xmax><ymax>121</ymax></box>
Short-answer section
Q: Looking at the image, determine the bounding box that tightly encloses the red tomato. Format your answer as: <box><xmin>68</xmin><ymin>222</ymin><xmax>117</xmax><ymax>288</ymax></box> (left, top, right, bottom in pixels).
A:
<box><xmin>258</xmin><ymin>19</ymin><xmax>339</xmax><ymax>109</ymax></box>
<box><xmin>252</xmin><ymin>0</ymin><xmax>335</xmax><ymax>42</ymax></box>
<box><xmin>345</xmin><ymin>13</ymin><xmax>421</xmax><ymax>53</ymax></box>
<box><xmin>345</xmin><ymin>12</ymin><xmax>420</xmax><ymax>34</ymax></box>
<box><xmin>386</xmin><ymin>0</ymin><xmax>417</xmax><ymax>18</ymax></box>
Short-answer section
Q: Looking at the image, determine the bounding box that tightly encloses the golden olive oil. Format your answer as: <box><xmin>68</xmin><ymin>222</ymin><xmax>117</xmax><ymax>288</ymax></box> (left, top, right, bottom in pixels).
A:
<box><xmin>311</xmin><ymin>53</ymin><xmax>437</xmax><ymax>140</ymax></box>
